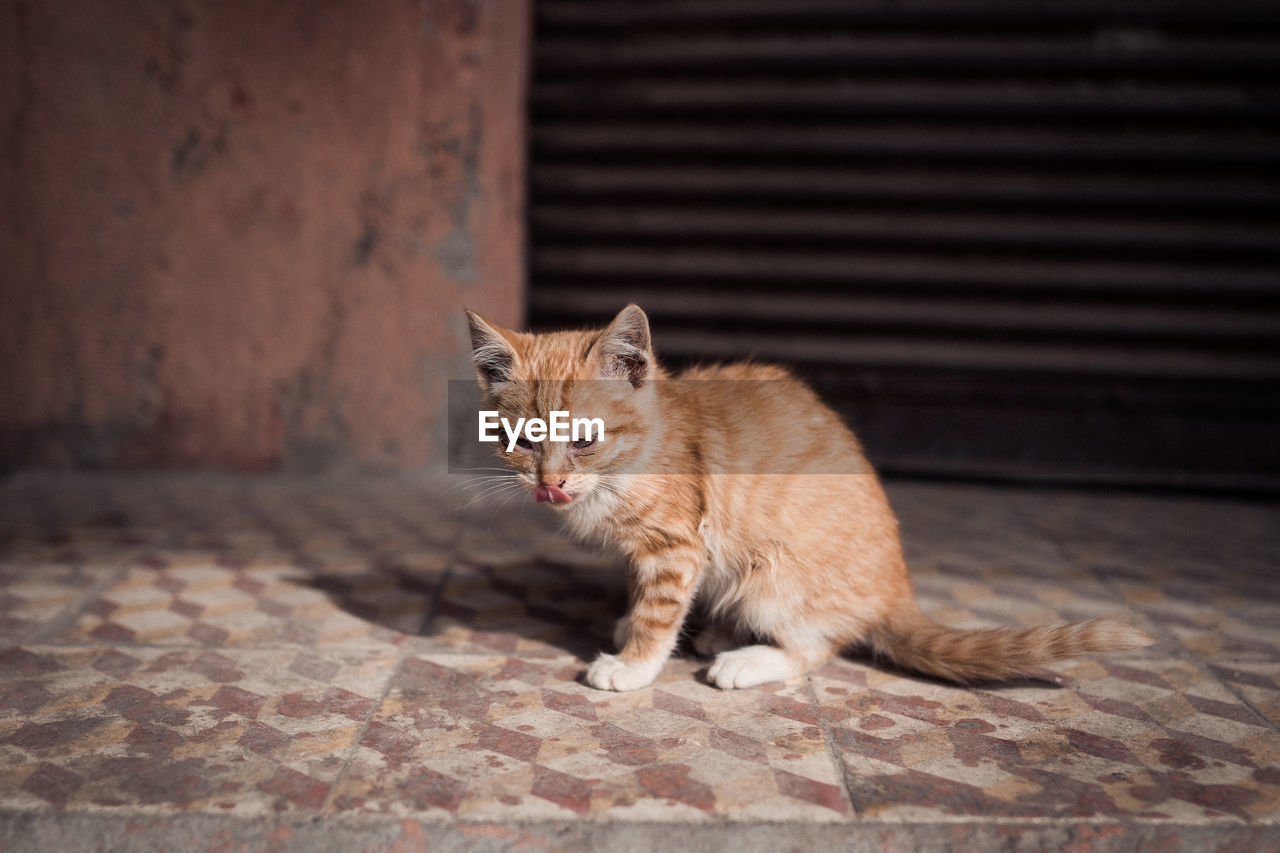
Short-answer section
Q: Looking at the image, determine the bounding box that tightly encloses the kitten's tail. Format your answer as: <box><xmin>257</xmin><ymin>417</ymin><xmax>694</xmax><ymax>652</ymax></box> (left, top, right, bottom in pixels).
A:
<box><xmin>868</xmin><ymin>610</ymin><xmax>1154</xmax><ymax>683</ymax></box>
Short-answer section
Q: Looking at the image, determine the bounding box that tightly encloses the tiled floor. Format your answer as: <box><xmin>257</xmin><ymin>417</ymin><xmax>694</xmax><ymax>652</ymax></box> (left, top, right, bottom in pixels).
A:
<box><xmin>0</xmin><ymin>472</ymin><xmax>1277</xmax><ymax>851</ymax></box>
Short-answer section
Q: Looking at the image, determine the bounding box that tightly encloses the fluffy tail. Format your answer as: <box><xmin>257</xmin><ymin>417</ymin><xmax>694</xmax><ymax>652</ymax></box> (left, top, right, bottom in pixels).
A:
<box><xmin>869</xmin><ymin>610</ymin><xmax>1154</xmax><ymax>683</ymax></box>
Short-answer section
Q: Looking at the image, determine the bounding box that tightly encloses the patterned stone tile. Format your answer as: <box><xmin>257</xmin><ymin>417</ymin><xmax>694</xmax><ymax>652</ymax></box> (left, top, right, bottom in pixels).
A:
<box><xmin>887</xmin><ymin>487</ymin><xmax>1168</xmax><ymax>658</ymax></box>
<box><xmin>1062</xmin><ymin>493</ymin><xmax>1277</xmax><ymax>576</ymax></box>
<box><xmin>46</xmin><ymin>549</ymin><xmax>445</xmax><ymax>649</ymax></box>
<box><xmin>0</xmin><ymin>471</ymin><xmax>1276</xmax><ymax>837</ymax></box>
<box><xmin>425</xmin><ymin>514</ymin><xmax>626</xmax><ymax>657</ymax></box>
<box><xmin>812</xmin><ymin>654</ymin><xmax>1280</xmax><ymax>823</ymax></box>
<box><xmin>0</xmin><ymin>645</ymin><xmax>397</xmax><ymax>815</ymax></box>
<box><xmin>886</xmin><ymin>482</ymin><xmax>1072</xmax><ymax>561</ymax></box>
<box><xmin>0</xmin><ymin>473</ymin><xmax>462</xmax><ymax>569</ymax></box>
<box><xmin>888</xmin><ymin>482</ymin><xmax>1280</xmax><ymax>663</ymax></box>
<box><xmin>1048</xmin><ymin>493</ymin><xmax>1280</xmax><ymax>662</ymax></box>
<box><xmin>906</xmin><ymin>558</ymin><xmax>1167</xmax><ymax>656</ymax></box>
<box><xmin>1212</xmin><ymin>662</ymin><xmax>1280</xmax><ymax>730</ymax></box>
<box><xmin>1092</xmin><ymin>563</ymin><xmax>1280</xmax><ymax>662</ymax></box>
<box><xmin>0</xmin><ymin>543</ymin><xmax>139</xmax><ymax>643</ymax></box>
<box><xmin>0</xmin><ymin>470</ymin><xmax>462</xmax><ymax>652</ymax></box>
<box><xmin>329</xmin><ymin>653</ymin><xmax>849</xmax><ymax>821</ymax></box>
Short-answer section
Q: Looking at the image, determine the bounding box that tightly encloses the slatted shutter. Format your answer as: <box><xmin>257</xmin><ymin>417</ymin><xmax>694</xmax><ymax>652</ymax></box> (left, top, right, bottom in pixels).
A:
<box><xmin>527</xmin><ymin>1</ymin><xmax>1280</xmax><ymax>490</ymax></box>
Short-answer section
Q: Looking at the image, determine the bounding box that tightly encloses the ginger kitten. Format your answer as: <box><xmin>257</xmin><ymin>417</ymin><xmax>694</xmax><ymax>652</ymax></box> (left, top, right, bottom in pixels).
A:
<box><xmin>465</xmin><ymin>304</ymin><xmax>1153</xmax><ymax>691</ymax></box>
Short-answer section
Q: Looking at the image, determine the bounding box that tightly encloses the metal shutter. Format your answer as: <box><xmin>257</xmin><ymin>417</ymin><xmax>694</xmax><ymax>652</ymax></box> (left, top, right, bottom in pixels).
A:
<box><xmin>526</xmin><ymin>1</ymin><xmax>1280</xmax><ymax>491</ymax></box>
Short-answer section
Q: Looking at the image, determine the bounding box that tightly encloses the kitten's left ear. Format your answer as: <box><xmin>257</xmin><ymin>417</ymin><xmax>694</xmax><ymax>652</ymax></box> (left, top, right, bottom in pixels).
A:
<box><xmin>465</xmin><ymin>309</ymin><xmax>520</xmax><ymax>392</ymax></box>
<box><xmin>592</xmin><ymin>304</ymin><xmax>653</xmax><ymax>387</ymax></box>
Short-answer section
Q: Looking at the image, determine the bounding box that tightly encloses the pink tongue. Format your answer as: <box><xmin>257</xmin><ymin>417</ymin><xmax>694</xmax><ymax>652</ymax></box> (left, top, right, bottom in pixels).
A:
<box><xmin>534</xmin><ymin>483</ymin><xmax>573</xmax><ymax>504</ymax></box>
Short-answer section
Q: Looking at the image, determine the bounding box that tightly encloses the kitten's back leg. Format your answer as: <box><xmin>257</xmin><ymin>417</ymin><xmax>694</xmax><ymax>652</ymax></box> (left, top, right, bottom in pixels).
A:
<box><xmin>706</xmin><ymin>632</ymin><xmax>838</xmax><ymax>689</ymax></box>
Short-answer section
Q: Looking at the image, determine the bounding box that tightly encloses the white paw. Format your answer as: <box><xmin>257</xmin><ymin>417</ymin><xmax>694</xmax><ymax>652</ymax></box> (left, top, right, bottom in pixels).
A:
<box><xmin>707</xmin><ymin>645</ymin><xmax>797</xmax><ymax>689</ymax></box>
<box><xmin>585</xmin><ymin>653</ymin><xmax>663</xmax><ymax>691</ymax></box>
<box><xmin>612</xmin><ymin>616</ymin><xmax>630</xmax><ymax>651</ymax></box>
<box><xmin>692</xmin><ymin>624</ymin><xmax>738</xmax><ymax>657</ymax></box>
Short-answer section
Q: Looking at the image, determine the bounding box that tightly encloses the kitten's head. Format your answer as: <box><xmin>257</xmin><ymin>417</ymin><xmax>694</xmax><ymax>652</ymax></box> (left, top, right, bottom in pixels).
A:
<box><xmin>465</xmin><ymin>304</ymin><xmax>658</xmax><ymax>508</ymax></box>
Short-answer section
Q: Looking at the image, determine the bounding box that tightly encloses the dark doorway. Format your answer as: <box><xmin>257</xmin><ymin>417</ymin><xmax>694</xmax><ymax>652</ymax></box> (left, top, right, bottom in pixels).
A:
<box><xmin>527</xmin><ymin>1</ymin><xmax>1280</xmax><ymax>491</ymax></box>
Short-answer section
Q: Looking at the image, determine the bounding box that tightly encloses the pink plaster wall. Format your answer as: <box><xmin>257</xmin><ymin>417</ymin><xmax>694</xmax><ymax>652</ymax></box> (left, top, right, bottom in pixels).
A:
<box><xmin>0</xmin><ymin>0</ymin><xmax>528</xmax><ymax>470</ymax></box>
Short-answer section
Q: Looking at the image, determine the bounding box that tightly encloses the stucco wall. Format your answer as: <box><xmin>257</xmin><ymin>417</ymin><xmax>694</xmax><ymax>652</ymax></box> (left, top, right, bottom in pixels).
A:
<box><xmin>0</xmin><ymin>0</ymin><xmax>528</xmax><ymax>470</ymax></box>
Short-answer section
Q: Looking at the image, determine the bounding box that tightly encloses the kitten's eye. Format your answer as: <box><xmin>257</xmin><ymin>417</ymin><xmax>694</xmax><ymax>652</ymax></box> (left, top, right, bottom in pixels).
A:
<box><xmin>514</xmin><ymin>436</ymin><xmax>533</xmax><ymax>450</ymax></box>
<box><xmin>572</xmin><ymin>437</ymin><xmax>596</xmax><ymax>450</ymax></box>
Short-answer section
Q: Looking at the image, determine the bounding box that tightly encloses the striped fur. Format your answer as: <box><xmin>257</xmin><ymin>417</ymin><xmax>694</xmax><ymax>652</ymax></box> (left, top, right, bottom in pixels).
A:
<box><xmin>465</xmin><ymin>305</ymin><xmax>1154</xmax><ymax>691</ymax></box>
<box><xmin>871</xmin><ymin>612</ymin><xmax>1154</xmax><ymax>684</ymax></box>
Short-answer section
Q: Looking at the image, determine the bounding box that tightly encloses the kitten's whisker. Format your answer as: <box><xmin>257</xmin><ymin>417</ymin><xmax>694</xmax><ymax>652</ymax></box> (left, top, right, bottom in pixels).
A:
<box><xmin>457</xmin><ymin>481</ymin><xmax>525</xmax><ymax>509</ymax></box>
<box><xmin>490</xmin><ymin>486</ymin><xmax>526</xmax><ymax>517</ymax></box>
<box><xmin>466</xmin><ymin>480</ymin><xmax>522</xmax><ymax>500</ymax></box>
<box><xmin>451</xmin><ymin>477</ymin><xmax>515</xmax><ymax>492</ymax></box>
<box><xmin>460</xmin><ymin>489</ymin><xmax>514</xmax><ymax>511</ymax></box>
<box><xmin>446</xmin><ymin>474</ymin><xmax>518</xmax><ymax>495</ymax></box>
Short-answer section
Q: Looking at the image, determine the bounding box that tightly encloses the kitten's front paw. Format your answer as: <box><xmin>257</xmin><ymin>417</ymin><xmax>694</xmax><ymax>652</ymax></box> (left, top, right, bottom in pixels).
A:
<box><xmin>707</xmin><ymin>645</ymin><xmax>797</xmax><ymax>689</ymax></box>
<box><xmin>585</xmin><ymin>653</ymin><xmax>661</xmax><ymax>691</ymax></box>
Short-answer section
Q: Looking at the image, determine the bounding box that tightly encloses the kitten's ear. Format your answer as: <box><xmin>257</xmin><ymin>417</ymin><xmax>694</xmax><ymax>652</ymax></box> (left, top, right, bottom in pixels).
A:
<box><xmin>592</xmin><ymin>304</ymin><xmax>653</xmax><ymax>388</ymax></box>
<box><xmin>465</xmin><ymin>309</ymin><xmax>519</xmax><ymax>391</ymax></box>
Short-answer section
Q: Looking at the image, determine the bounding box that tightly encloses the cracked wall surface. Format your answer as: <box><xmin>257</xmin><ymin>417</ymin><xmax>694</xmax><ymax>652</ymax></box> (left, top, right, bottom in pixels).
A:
<box><xmin>0</xmin><ymin>0</ymin><xmax>528</xmax><ymax>470</ymax></box>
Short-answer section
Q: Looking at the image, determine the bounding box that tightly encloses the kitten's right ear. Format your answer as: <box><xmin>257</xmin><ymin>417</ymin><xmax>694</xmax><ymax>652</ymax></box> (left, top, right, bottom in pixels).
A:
<box><xmin>465</xmin><ymin>309</ymin><xmax>519</xmax><ymax>391</ymax></box>
<box><xmin>592</xmin><ymin>303</ymin><xmax>654</xmax><ymax>388</ymax></box>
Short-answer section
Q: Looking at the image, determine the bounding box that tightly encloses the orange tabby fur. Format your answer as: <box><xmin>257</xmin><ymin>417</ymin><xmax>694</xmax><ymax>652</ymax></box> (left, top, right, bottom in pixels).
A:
<box><xmin>466</xmin><ymin>304</ymin><xmax>1153</xmax><ymax>691</ymax></box>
